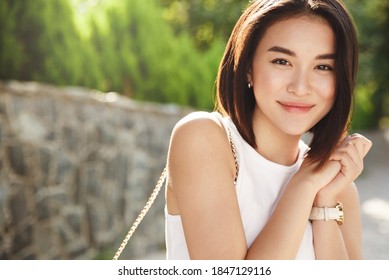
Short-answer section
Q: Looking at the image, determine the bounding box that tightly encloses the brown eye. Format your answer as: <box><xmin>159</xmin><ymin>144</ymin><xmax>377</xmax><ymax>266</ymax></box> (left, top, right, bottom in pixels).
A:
<box><xmin>271</xmin><ymin>58</ymin><xmax>290</xmax><ymax>66</ymax></box>
<box><xmin>316</xmin><ymin>64</ymin><xmax>333</xmax><ymax>71</ymax></box>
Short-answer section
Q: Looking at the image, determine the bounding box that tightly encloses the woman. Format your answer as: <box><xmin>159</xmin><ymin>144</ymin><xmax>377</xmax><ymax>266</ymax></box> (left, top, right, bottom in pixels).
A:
<box><xmin>165</xmin><ymin>0</ymin><xmax>372</xmax><ymax>260</ymax></box>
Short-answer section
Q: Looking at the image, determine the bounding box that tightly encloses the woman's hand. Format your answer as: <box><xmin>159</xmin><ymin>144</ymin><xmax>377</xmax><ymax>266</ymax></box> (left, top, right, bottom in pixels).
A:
<box><xmin>315</xmin><ymin>133</ymin><xmax>372</xmax><ymax>205</ymax></box>
<box><xmin>292</xmin><ymin>155</ymin><xmax>341</xmax><ymax>194</ymax></box>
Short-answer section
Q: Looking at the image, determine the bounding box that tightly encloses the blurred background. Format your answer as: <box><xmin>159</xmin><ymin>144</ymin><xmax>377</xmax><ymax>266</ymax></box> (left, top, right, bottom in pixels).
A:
<box><xmin>1</xmin><ymin>0</ymin><xmax>388</xmax><ymax>128</ymax></box>
<box><xmin>0</xmin><ymin>0</ymin><xmax>388</xmax><ymax>259</ymax></box>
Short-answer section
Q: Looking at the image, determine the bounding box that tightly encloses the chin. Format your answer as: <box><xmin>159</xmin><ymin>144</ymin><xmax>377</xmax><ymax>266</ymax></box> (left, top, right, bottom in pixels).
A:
<box><xmin>282</xmin><ymin>127</ymin><xmax>311</xmax><ymax>137</ymax></box>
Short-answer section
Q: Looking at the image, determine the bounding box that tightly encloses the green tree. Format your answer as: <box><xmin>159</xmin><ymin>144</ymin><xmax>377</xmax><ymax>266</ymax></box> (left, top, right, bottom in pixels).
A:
<box><xmin>0</xmin><ymin>0</ymin><xmax>88</xmax><ymax>85</ymax></box>
<box><xmin>373</xmin><ymin>1</ymin><xmax>389</xmax><ymax>128</ymax></box>
<box><xmin>0</xmin><ymin>0</ymin><xmax>224</xmax><ymax>110</ymax></box>
<box><xmin>345</xmin><ymin>0</ymin><xmax>389</xmax><ymax>129</ymax></box>
<box><xmin>158</xmin><ymin>0</ymin><xmax>248</xmax><ymax>50</ymax></box>
<box><xmin>83</xmin><ymin>0</ymin><xmax>223</xmax><ymax>108</ymax></box>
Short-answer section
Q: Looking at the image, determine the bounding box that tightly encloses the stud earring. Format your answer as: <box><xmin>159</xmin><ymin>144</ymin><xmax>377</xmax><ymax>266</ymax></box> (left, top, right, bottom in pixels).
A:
<box><xmin>248</xmin><ymin>83</ymin><xmax>252</xmax><ymax>89</ymax></box>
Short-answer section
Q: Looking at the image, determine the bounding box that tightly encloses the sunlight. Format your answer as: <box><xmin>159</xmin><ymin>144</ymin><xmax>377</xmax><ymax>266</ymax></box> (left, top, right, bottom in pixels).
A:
<box><xmin>362</xmin><ymin>198</ymin><xmax>389</xmax><ymax>221</ymax></box>
<box><xmin>362</xmin><ymin>198</ymin><xmax>389</xmax><ymax>234</ymax></box>
<box><xmin>69</xmin><ymin>0</ymin><xmax>111</xmax><ymax>38</ymax></box>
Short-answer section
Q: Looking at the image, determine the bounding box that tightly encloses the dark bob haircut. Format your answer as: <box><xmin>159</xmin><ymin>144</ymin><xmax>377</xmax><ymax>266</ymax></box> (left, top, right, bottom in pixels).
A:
<box><xmin>216</xmin><ymin>0</ymin><xmax>359</xmax><ymax>169</ymax></box>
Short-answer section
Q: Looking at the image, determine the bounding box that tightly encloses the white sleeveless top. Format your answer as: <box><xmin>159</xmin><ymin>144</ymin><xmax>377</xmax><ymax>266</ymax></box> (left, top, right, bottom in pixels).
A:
<box><xmin>165</xmin><ymin>113</ymin><xmax>315</xmax><ymax>259</ymax></box>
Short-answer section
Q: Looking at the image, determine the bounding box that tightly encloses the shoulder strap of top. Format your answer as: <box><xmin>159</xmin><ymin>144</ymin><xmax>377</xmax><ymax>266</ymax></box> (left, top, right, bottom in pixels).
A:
<box><xmin>212</xmin><ymin>112</ymin><xmax>239</xmax><ymax>185</ymax></box>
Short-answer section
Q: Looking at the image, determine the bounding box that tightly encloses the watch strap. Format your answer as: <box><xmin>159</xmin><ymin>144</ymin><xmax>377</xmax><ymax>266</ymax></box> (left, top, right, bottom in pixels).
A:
<box><xmin>309</xmin><ymin>202</ymin><xmax>344</xmax><ymax>225</ymax></box>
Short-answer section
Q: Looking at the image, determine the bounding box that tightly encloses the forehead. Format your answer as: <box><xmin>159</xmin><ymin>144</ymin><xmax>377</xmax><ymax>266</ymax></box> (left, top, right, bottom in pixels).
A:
<box><xmin>257</xmin><ymin>15</ymin><xmax>336</xmax><ymax>56</ymax></box>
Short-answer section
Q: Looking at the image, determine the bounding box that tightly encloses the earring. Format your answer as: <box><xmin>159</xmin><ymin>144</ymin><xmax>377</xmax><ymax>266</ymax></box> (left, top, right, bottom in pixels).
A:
<box><xmin>248</xmin><ymin>82</ymin><xmax>252</xmax><ymax>89</ymax></box>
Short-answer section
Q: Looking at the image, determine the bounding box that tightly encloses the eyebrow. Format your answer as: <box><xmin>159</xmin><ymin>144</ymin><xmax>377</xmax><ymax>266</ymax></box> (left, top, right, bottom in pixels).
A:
<box><xmin>267</xmin><ymin>46</ymin><xmax>336</xmax><ymax>60</ymax></box>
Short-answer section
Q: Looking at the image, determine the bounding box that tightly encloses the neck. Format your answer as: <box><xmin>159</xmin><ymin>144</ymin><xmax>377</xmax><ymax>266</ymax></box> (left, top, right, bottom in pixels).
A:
<box><xmin>252</xmin><ymin>110</ymin><xmax>301</xmax><ymax>166</ymax></box>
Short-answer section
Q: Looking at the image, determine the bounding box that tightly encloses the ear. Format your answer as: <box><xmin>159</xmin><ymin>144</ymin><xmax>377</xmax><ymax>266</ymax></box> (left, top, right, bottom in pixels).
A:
<box><xmin>246</xmin><ymin>68</ymin><xmax>253</xmax><ymax>84</ymax></box>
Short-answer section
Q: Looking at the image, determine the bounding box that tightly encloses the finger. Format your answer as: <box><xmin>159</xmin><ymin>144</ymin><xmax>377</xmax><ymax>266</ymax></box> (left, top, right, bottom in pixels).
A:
<box><xmin>331</xmin><ymin>143</ymin><xmax>363</xmax><ymax>177</ymax></box>
<box><xmin>357</xmin><ymin>137</ymin><xmax>372</xmax><ymax>158</ymax></box>
<box><xmin>342</xmin><ymin>134</ymin><xmax>372</xmax><ymax>158</ymax></box>
<box><xmin>333</xmin><ymin>141</ymin><xmax>361</xmax><ymax>166</ymax></box>
<box><xmin>331</xmin><ymin>150</ymin><xmax>356</xmax><ymax>169</ymax></box>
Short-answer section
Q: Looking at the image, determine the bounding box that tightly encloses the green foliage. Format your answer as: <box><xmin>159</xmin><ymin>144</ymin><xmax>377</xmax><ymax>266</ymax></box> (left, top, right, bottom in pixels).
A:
<box><xmin>0</xmin><ymin>0</ymin><xmax>224</xmax><ymax>110</ymax></box>
<box><xmin>158</xmin><ymin>0</ymin><xmax>249</xmax><ymax>50</ymax></box>
<box><xmin>345</xmin><ymin>0</ymin><xmax>389</xmax><ymax>129</ymax></box>
<box><xmin>0</xmin><ymin>0</ymin><xmax>86</xmax><ymax>85</ymax></box>
<box><xmin>83</xmin><ymin>0</ymin><xmax>224</xmax><ymax>108</ymax></box>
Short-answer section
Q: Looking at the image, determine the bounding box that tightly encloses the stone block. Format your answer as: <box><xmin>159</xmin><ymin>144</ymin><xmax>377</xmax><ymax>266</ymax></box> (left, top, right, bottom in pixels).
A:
<box><xmin>0</xmin><ymin>185</ymin><xmax>8</xmax><ymax>225</ymax></box>
<box><xmin>38</xmin><ymin>147</ymin><xmax>51</xmax><ymax>186</ymax></box>
<box><xmin>33</xmin><ymin>223</ymin><xmax>54</xmax><ymax>255</ymax></box>
<box><xmin>12</xmin><ymin>113</ymin><xmax>48</xmax><ymax>143</ymax></box>
<box><xmin>11</xmin><ymin>223</ymin><xmax>33</xmax><ymax>256</ymax></box>
<box><xmin>33</xmin><ymin>96</ymin><xmax>57</xmax><ymax>124</ymax></box>
<box><xmin>9</xmin><ymin>183</ymin><xmax>29</xmax><ymax>224</ymax></box>
<box><xmin>7</xmin><ymin>145</ymin><xmax>27</xmax><ymax>177</ymax></box>
<box><xmin>62</xmin><ymin>126</ymin><xmax>82</xmax><ymax>153</ymax></box>
<box><xmin>35</xmin><ymin>187</ymin><xmax>68</xmax><ymax>220</ymax></box>
<box><xmin>104</xmin><ymin>153</ymin><xmax>128</xmax><ymax>187</ymax></box>
<box><xmin>56</xmin><ymin>151</ymin><xmax>73</xmax><ymax>185</ymax></box>
<box><xmin>83</xmin><ymin>165</ymin><xmax>103</xmax><ymax>198</ymax></box>
<box><xmin>63</xmin><ymin>206</ymin><xmax>85</xmax><ymax>235</ymax></box>
<box><xmin>96</xmin><ymin>124</ymin><xmax>116</xmax><ymax>146</ymax></box>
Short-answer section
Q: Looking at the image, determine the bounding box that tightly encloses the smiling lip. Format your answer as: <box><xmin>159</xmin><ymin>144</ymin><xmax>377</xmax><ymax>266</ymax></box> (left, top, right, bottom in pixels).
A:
<box><xmin>278</xmin><ymin>101</ymin><xmax>314</xmax><ymax>113</ymax></box>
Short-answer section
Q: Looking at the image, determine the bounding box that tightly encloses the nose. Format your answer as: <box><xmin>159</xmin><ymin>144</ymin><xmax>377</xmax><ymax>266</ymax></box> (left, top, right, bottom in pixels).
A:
<box><xmin>287</xmin><ymin>69</ymin><xmax>311</xmax><ymax>96</ymax></box>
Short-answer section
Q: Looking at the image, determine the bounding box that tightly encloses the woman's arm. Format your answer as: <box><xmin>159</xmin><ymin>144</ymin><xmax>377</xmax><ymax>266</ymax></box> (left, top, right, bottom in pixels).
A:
<box><xmin>312</xmin><ymin>134</ymin><xmax>371</xmax><ymax>259</ymax></box>
<box><xmin>167</xmin><ymin>113</ymin><xmax>247</xmax><ymax>259</ymax></box>
<box><xmin>339</xmin><ymin>182</ymin><xmax>363</xmax><ymax>259</ymax></box>
<box><xmin>245</xmin><ymin>159</ymin><xmax>342</xmax><ymax>259</ymax></box>
<box><xmin>312</xmin><ymin>182</ymin><xmax>362</xmax><ymax>259</ymax></box>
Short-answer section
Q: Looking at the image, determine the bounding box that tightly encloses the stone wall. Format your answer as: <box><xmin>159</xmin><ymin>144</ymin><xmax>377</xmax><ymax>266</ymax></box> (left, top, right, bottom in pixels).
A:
<box><xmin>0</xmin><ymin>81</ymin><xmax>191</xmax><ymax>259</ymax></box>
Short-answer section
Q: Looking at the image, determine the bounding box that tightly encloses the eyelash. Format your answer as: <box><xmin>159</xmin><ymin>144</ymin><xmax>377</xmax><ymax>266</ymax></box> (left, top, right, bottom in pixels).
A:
<box><xmin>315</xmin><ymin>64</ymin><xmax>334</xmax><ymax>71</ymax></box>
<box><xmin>271</xmin><ymin>58</ymin><xmax>290</xmax><ymax>66</ymax></box>
<box><xmin>271</xmin><ymin>59</ymin><xmax>334</xmax><ymax>71</ymax></box>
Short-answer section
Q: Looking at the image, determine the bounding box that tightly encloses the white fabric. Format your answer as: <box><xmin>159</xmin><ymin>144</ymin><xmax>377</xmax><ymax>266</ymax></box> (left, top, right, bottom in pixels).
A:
<box><xmin>165</xmin><ymin>112</ymin><xmax>315</xmax><ymax>259</ymax></box>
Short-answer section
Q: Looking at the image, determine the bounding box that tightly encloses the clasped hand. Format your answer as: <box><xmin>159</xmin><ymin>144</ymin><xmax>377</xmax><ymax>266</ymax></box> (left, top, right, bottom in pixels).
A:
<box><xmin>317</xmin><ymin>133</ymin><xmax>372</xmax><ymax>202</ymax></box>
<box><xmin>296</xmin><ymin>133</ymin><xmax>372</xmax><ymax>203</ymax></box>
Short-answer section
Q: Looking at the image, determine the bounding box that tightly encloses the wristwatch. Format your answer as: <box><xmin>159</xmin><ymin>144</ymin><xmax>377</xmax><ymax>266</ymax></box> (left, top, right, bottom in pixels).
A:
<box><xmin>309</xmin><ymin>202</ymin><xmax>344</xmax><ymax>225</ymax></box>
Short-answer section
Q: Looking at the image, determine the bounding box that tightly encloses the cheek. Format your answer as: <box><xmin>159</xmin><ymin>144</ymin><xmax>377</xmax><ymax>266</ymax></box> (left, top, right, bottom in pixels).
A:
<box><xmin>315</xmin><ymin>76</ymin><xmax>336</xmax><ymax>102</ymax></box>
<box><xmin>253</xmin><ymin>67</ymin><xmax>285</xmax><ymax>94</ymax></box>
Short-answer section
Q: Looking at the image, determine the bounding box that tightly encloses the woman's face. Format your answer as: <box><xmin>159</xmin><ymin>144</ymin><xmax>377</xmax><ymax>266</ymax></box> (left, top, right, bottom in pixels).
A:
<box><xmin>249</xmin><ymin>15</ymin><xmax>336</xmax><ymax>136</ymax></box>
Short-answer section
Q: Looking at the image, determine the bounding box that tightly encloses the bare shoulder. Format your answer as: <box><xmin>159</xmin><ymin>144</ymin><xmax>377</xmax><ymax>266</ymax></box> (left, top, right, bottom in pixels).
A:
<box><xmin>169</xmin><ymin>111</ymin><xmax>230</xmax><ymax>154</ymax></box>
<box><xmin>172</xmin><ymin>111</ymin><xmax>226</xmax><ymax>138</ymax></box>
<box><xmin>167</xmin><ymin>111</ymin><xmax>236</xmax><ymax>190</ymax></box>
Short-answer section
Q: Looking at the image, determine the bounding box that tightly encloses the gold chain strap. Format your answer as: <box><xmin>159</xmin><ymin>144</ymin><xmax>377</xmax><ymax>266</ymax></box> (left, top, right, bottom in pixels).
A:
<box><xmin>112</xmin><ymin>126</ymin><xmax>238</xmax><ymax>260</ymax></box>
<box><xmin>113</xmin><ymin>167</ymin><xmax>167</xmax><ymax>260</ymax></box>
<box><xmin>227</xmin><ymin>127</ymin><xmax>239</xmax><ymax>185</ymax></box>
